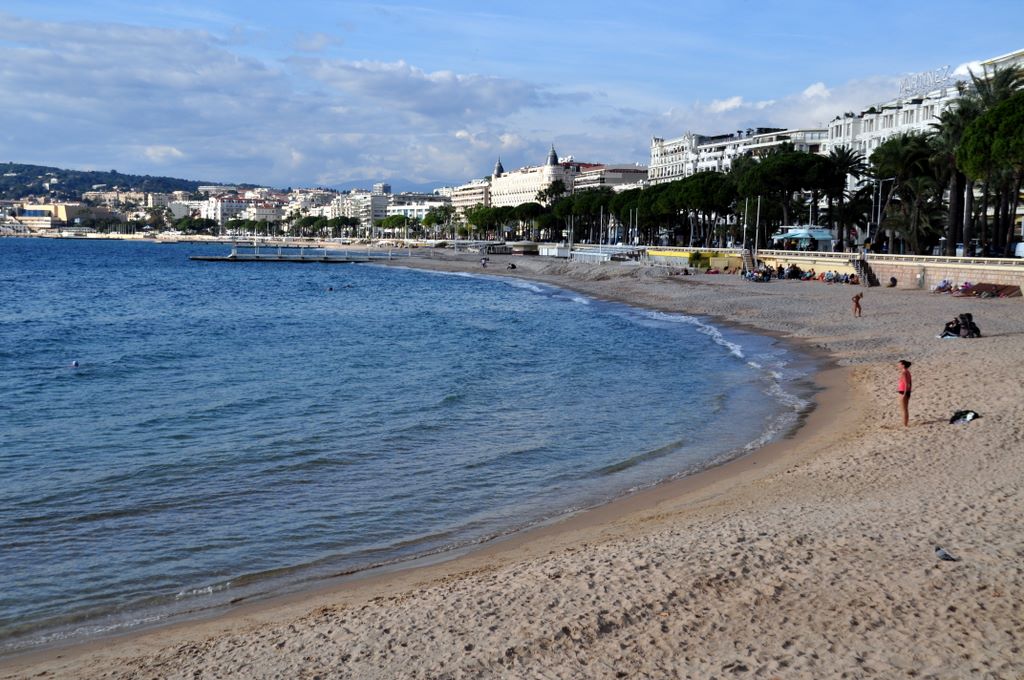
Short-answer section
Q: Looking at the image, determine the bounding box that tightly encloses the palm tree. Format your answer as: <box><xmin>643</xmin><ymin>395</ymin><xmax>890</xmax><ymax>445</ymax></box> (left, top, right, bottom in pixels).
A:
<box><xmin>955</xmin><ymin>64</ymin><xmax>1023</xmax><ymax>254</ymax></box>
<box><xmin>871</xmin><ymin>133</ymin><xmax>936</xmax><ymax>253</ymax></box>
<box><xmin>898</xmin><ymin>175</ymin><xmax>943</xmax><ymax>254</ymax></box>
<box><xmin>930</xmin><ymin>101</ymin><xmax>979</xmax><ymax>254</ymax></box>
<box><xmin>828</xmin><ymin>145</ymin><xmax>867</xmax><ymax>251</ymax></box>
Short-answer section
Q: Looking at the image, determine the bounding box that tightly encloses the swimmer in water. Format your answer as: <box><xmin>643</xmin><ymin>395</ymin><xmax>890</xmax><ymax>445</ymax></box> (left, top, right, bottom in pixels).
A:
<box><xmin>71</xmin><ymin>360</ymin><xmax>79</xmax><ymax>368</ymax></box>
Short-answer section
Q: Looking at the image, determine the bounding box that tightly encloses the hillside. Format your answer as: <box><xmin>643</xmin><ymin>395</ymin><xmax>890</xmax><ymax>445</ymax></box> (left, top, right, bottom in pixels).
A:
<box><xmin>0</xmin><ymin>163</ymin><xmax>220</xmax><ymax>200</ymax></box>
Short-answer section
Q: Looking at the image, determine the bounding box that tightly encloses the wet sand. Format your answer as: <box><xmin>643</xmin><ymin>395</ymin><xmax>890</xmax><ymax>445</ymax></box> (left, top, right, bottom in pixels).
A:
<box><xmin>4</xmin><ymin>254</ymin><xmax>1023</xmax><ymax>679</ymax></box>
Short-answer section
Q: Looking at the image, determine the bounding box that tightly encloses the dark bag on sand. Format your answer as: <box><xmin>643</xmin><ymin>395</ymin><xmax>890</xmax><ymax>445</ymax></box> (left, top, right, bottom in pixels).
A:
<box><xmin>949</xmin><ymin>410</ymin><xmax>980</xmax><ymax>424</ymax></box>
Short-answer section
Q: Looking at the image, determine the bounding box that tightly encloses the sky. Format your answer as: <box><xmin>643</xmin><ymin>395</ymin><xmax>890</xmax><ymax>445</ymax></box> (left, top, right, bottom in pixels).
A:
<box><xmin>1</xmin><ymin>1</ymin><xmax>1021</xmax><ymax>191</ymax></box>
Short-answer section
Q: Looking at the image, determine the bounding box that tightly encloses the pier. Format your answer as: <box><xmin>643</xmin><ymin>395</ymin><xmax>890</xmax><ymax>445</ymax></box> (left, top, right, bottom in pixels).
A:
<box><xmin>189</xmin><ymin>242</ymin><xmax>395</xmax><ymax>264</ymax></box>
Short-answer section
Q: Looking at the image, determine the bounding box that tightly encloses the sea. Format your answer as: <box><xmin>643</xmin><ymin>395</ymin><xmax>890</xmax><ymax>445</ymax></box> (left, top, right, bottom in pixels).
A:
<box><xmin>0</xmin><ymin>238</ymin><xmax>818</xmax><ymax>654</ymax></box>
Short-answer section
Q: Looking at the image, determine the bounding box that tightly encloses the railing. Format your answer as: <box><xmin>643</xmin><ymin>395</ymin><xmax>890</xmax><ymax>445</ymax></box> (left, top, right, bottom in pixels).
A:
<box><xmin>754</xmin><ymin>249</ymin><xmax>858</xmax><ymax>262</ymax></box>
<box><xmin>641</xmin><ymin>245</ymin><xmax>743</xmax><ymax>256</ymax></box>
<box><xmin>864</xmin><ymin>253</ymin><xmax>1024</xmax><ymax>268</ymax></box>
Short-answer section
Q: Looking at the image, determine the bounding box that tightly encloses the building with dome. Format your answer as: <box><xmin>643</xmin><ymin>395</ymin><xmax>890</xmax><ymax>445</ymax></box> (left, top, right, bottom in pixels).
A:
<box><xmin>489</xmin><ymin>146</ymin><xmax>596</xmax><ymax>207</ymax></box>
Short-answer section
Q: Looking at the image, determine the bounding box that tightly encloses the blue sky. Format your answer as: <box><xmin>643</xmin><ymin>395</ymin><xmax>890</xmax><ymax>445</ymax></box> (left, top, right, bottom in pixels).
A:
<box><xmin>1</xmin><ymin>1</ymin><xmax>1021</xmax><ymax>191</ymax></box>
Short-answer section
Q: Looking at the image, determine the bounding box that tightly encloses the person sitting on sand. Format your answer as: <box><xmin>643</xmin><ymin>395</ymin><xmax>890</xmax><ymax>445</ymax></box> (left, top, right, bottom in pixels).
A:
<box><xmin>506</xmin><ymin>262</ymin><xmax>517</xmax><ymax>270</ymax></box>
<box><xmin>959</xmin><ymin>313</ymin><xmax>981</xmax><ymax>338</ymax></box>
<box><xmin>939</xmin><ymin>317</ymin><xmax>961</xmax><ymax>338</ymax></box>
<box><xmin>852</xmin><ymin>292</ymin><xmax>863</xmax><ymax>317</ymax></box>
<box><xmin>887</xmin><ymin>276</ymin><xmax>898</xmax><ymax>287</ymax></box>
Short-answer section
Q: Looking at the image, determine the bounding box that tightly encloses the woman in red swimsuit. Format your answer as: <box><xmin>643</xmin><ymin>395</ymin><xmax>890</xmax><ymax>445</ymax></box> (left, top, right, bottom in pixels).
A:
<box><xmin>898</xmin><ymin>360</ymin><xmax>912</xmax><ymax>427</ymax></box>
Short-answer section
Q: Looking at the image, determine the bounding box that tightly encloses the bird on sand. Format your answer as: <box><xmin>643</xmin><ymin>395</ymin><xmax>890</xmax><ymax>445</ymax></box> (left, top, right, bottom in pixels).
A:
<box><xmin>935</xmin><ymin>546</ymin><xmax>960</xmax><ymax>562</ymax></box>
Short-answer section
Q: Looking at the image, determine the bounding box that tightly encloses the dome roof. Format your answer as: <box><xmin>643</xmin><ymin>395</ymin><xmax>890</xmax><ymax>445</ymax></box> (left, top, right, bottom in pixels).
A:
<box><xmin>492</xmin><ymin>157</ymin><xmax>504</xmax><ymax>177</ymax></box>
<box><xmin>546</xmin><ymin>145</ymin><xmax>558</xmax><ymax>166</ymax></box>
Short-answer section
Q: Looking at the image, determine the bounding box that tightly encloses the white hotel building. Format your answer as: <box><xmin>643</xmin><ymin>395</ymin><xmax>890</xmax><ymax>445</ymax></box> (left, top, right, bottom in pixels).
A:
<box><xmin>648</xmin><ymin>127</ymin><xmax>827</xmax><ymax>185</ymax></box>
<box><xmin>826</xmin><ymin>48</ymin><xmax>1024</xmax><ymax>157</ymax></box>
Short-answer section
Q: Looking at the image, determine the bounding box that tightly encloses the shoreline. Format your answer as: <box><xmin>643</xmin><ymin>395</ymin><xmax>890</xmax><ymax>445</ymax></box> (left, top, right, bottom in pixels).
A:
<box><xmin>4</xmin><ymin>254</ymin><xmax>1023</xmax><ymax>678</ymax></box>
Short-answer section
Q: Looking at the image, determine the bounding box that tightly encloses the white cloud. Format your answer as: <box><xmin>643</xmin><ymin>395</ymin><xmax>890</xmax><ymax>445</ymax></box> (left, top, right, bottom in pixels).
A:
<box><xmin>499</xmin><ymin>133</ymin><xmax>525</xmax><ymax>150</ymax></box>
<box><xmin>289</xmin><ymin>57</ymin><xmax>564</xmax><ymax>124</ymax></box>
<box><xmin>144</xmin><ymin>145</ymin><xmax>185</xmax><ymax>162</ymax></box>
<box><xmin>654</xmin><ymin>75</ymin><xmax>900</xmax><ymax>137</ymax></box>
<box><xmin>802</xmin><ymin>82</ymin><xmax>830</xmax><ymax>98</ymax></box>
<box><xmin>708</xmin><ymin>96</ymin><xmax>744</xmax><ymax>113</ymax></box>
<box><xmin>453</xmin><ymin>130</ymin><xmax>493</xmax><ymax>149</ymax></box>
<box><xmin>952</xmin><ymin>60</ymin><xmax>983</xmax><ymax>77</ymax></box>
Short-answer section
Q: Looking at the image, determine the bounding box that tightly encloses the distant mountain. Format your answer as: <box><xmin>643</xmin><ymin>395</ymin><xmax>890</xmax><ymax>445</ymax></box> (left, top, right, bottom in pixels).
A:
<box><xmin>0</xmin><ymin>163</ymin><xmax>240</xmax><ymax>201</ymax></box>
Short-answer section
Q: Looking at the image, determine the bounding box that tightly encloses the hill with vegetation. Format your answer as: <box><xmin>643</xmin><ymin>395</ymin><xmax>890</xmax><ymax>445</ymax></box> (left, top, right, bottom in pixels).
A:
<box><xmin>0</xmin><ymin>163</ymin><xmax>221</xmax><ymax>200</ymax></box>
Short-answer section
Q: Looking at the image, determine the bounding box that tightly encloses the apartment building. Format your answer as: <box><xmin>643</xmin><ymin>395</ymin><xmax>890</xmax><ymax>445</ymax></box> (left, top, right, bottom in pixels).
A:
<box><xmin>329</xmin><ymin>191</ymin><xmax>389</xmax><ymax>228</ymax></box>
<box><xmin>240</xmin><ymin>204</ymin><xmax>285</xmax><ymax>223</ymax></box>
<box><xmin>200</xmin><ymin>195</ymin><xmax>249</xmax><ymax>225</ymax></box>
<box><xmin>81</xmin><ymin>190</ymin><xmax>147</xmax><ymax>206</ymax></box>
<box><xmin>573</xmin><ymin>164</ymin><xmax>649</xmax><ymax>192</ymax></box>
<box><xmin>385</xmin><ymin>194</ymin><xmax>451</xmax><ymax>221</ymax></box>
<box><xmin>448</xmin><ymin>179</ymin><xmax>491</xmax><ymax>217</ymax></box>
<box><xmin>147</xmin><ymin>193</ymin><xmax>172</xmax><ymax>208</ymax></box>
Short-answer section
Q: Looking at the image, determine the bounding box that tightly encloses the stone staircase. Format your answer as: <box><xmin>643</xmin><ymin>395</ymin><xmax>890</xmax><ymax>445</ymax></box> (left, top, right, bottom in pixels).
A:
<box><xmin>852</xmin><ymin>258</ymin><xmax>879</xmax><ymax>287</ymax></box>
<box><xmin>741</xmin><ymin>249</ymin><xmax>756</xmax><ymax>274</ymax></box>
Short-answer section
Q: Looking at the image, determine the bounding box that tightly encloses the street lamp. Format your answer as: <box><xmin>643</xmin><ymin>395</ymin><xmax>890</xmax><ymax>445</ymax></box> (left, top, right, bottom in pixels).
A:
<box><xmin>871</xmin><ymin>177</ymin><xmax>896</xmax><ymax>244</ymax></box>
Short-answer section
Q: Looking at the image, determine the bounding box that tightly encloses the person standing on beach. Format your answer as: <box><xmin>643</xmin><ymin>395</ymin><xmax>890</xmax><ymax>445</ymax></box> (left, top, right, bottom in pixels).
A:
<box><xmin>898</xmin><ymin>360</ymin><xmax>912</xmax><ymax>427</ymax></box>
<box><xmin>852</xmin><ymin>292</ymin><xmax>863</xmax><ymax>317</ymax></box>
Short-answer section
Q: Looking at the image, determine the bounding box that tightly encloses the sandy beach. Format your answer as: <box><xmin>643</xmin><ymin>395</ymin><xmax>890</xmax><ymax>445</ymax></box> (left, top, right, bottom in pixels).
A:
<box><xmin>5</xmin><ymin>254</ymin><xmax>1023</xmax><ymax>679</ymax></box>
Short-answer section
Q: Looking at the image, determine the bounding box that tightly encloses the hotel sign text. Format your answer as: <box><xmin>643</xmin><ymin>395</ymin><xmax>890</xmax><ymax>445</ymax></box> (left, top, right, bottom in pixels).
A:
<box><xmin>899</xmin><ymin>65</ymin><xmax>953</xmax><ymax>96</ymax></box>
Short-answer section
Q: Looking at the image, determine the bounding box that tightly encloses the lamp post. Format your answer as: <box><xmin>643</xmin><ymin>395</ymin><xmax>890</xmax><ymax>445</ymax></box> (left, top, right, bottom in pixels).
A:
<box><xmin>742</xmin><ymin>197</ymin><xmax>748</xmax><ymax>249</ymax></box>
<box><xmin>872</xmin><ymin>177</ymin><xmax>896</xmax><ymax>244</ymax></box>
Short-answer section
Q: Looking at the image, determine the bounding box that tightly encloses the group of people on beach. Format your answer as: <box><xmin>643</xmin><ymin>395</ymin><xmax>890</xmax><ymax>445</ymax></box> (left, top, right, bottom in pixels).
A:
<box><xmin>745</xmin><ymin>264</ymin><xmax>860</xmax><ymax>285</ymax></box>
<box><xmin>938</xmin><ymin>313</ymin><xmax>981</xmax><ymax>338</ymax></box>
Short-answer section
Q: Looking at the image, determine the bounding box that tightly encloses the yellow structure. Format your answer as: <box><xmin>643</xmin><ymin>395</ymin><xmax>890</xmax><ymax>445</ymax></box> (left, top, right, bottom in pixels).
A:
<box><xmin>17</xmin><ymin>203</ymin><xmax>114</xmax><ymax>231</ymax></box>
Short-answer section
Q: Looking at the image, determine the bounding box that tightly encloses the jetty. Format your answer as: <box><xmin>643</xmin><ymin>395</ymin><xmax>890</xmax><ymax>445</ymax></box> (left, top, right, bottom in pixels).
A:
<box><xmin>190</xmin><ymin>242</ymin><xmax>378</xmax><ymax>264</ymax></box>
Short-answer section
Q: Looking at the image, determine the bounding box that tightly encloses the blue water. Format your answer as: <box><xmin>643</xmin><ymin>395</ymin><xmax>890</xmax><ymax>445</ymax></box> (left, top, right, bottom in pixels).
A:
<box><xmin>0</xmin><ymin>238</ymin><xmax>817</xmax><ymax>652</ymax></box>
